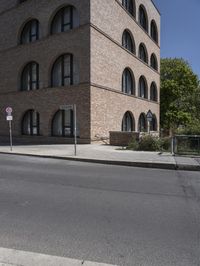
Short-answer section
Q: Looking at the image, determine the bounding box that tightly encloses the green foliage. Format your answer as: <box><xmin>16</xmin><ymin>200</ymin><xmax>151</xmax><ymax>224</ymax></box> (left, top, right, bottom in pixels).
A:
<box><xmin>127</xmin><ymin>135</ymin><xmax>171</xmax><ymax>152</ymax></box>
<box><xmin>137</xmin><ymin>135</ymin><xmax>159</xmax><ymax>151</ymax></box>
<box><xmin>161</xmin><ymin>58</ymin><xmax>200</xmax><ymax>133</ymax></box>
<box><xmin>127</xmin><ymin>137</ymin><xmax>139</xmax><ymax>150</ymax></box>
<box><xmin>176</xmin><ymin>121</ymin><xmax>200</xmax><ymax>135</ymax></box>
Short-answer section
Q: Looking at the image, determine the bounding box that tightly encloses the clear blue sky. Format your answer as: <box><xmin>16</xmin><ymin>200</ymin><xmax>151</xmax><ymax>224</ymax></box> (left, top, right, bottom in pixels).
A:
<box><xmin>153</xmin><ymin>0</ymin><xmax>200</xmax><ymax>78</ymax></box>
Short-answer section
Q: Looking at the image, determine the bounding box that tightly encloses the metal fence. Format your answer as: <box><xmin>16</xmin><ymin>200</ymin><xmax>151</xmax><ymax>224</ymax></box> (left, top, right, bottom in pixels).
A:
<box><xmin>172</xmin><ymin>135</ymin><xmax>200</xmax><ymax>155</ymax></box>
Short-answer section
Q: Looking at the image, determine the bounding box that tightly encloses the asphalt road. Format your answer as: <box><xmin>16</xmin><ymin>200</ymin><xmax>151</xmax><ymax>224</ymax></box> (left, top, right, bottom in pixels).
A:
<box><xmin>0</xmin><ymin>154</ymin><xmax>199</xmax><ymax>266</ymax></box>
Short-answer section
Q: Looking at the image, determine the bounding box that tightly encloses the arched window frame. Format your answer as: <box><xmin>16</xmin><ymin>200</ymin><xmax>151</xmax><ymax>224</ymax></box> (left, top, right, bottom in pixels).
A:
<box><xmin>150</xmin><ymin>53</ymin><xmax>158</xmax><ymax>71</ymax></box>
<box><xmin>50</xmin><ymin>6</ymin><xmax>74</xmax><ymax>34</ymax></box>
<box><xmin>138</xmin><ymin>76</ymin><xmax>148</xmax><ymax>99</ymax></box>
<box><xmin>151</xmin><ymin>20</ymin><xmax>158</xmax><ymax>43</ymax></box>
<box><xmin>21</xmin><ymin>61</ymin><xmax>39</xmax><ymax>91</ymax></box>
<box><xmin>51</xmin><ymin>54</ymin><xmax>73</xmax><ymax>87</ymax></box>
<box><xmin>20</xmin><ymin>19</ymin><xmax>39</xmax><ymax>44</ymax></box>
<box><xmin>52</xmin><ymin>109</ymin><xmax>74</xmax><ymax>137</ymax></box>
<box><xmin>122</xmin><ymin>30</ymin><xmax>135</xmax><ymax>54</ymax></box>
<box><xmin>138</xmin><ymin>113</ymin><xmax>147</xmax><ymax>132</ymax></box>
<box><xmin>139</xmin><ymin>5</ymin><xmax>148</xmax><ymax>32</ymax></box>
<box><xmin>122</xmin><ymin>0</ymin><xmax>136</xmax><ymax>17</ymax></box>
<box><xmin>150</xmin><ymin>82</ymin><xmax>158</xmax><ymax>102</ymax></box>
<box><xmin>122</xmin><ymin>68</ymin><xmax>135</xmax><ymax>95</ymax></box>
<box><xmin>22</xmin><ymin>109</ymin><xmax>40</xmax><ymax>136</ymax></box>
<box><xmin>121</xmin><ymin>111</ymin><xmax>135</xmax><ymax>132</ymax></box>
<box><xmin>139</xmin><ymin>43</ymin><xmax>148</xmax><ymax>64</ymax></box>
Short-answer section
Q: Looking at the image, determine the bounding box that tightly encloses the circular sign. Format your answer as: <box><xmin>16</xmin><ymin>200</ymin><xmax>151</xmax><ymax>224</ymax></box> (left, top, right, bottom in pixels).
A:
<box><xmin>6</xmin><ymin>107</ymin><xmax>12</xmax><ymax>114</ymax></box>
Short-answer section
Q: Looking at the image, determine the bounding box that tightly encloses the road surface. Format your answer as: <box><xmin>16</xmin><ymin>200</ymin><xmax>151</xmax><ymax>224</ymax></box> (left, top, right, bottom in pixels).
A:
<box><xmin>0</xmin><ymin>154</ymin><xmax>199</xmax><ymax>266</ymax></box>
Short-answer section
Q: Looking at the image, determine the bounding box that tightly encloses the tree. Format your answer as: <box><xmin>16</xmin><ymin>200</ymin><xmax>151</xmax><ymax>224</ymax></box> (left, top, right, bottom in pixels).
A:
<box><xmin>160</xmin><ymin>58</ymin><xmax>199</xmax><ymax>134</ymax></box>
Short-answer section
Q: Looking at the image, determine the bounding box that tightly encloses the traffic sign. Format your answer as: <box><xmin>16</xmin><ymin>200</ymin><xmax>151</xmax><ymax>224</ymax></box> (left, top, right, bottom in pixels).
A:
<box><xmin>6</xmin><ymin>107</ymin><xmax>13</xmax><ymax>115</ymax></box>
<box><xmin>147</xmin><ymin>110</ymin><xmax>153</xmax><ymax>122</ymax></box>
<box><xmin>6</xmin><ymin>115</ymin><xmax>13</xmax><ymax>121</ymax></box>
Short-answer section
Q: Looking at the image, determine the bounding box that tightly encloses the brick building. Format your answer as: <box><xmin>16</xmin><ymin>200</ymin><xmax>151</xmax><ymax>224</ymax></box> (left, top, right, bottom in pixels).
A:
<box><xmin>0</xmin><ymin>0</ymin><xmax>160</xmax><ymax>144</ymax></box>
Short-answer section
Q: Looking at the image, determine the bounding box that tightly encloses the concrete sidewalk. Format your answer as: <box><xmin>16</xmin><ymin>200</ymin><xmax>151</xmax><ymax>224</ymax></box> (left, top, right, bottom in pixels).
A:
<box><xmin>0</xmin><ymin>247</ymin><xmax>116</xmax><ymax>266</ymax></box>
<box><xmin>0</xmin><ymin>144</ymin><xmax>199</xmax><ymax>171</ymax></box>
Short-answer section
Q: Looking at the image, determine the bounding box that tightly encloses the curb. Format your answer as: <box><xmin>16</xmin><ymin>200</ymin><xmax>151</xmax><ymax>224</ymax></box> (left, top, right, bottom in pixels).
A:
<box><xmin>0</xmin><ymin>151</ymin><xmax>200</xmax><ymax>171</ymax></box>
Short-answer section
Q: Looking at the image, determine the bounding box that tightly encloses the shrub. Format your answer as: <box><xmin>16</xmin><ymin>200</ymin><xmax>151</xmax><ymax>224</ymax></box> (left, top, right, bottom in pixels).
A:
<box><xmin>158</xmin><ymin>137</ymin><xmax>171</xmax><ymax>152</ymax></box>
<box><xmin>127</xmin><ymin>135</ymin><xmax>171</xmax><ymax>152</ymax></box>
<box><xmin>176</xmin><ymin>122</ymin><xmax>200</xmax><ymax>135</ymax></box>
<box><xmin>127</xmin><ymin>137</ymin><xmax>139</xmax><ymax>150</ymax></box>
<box><xmin>138</xmin><ymin>135</ymin><xmax>159</xmax><ymax>151</ymax></box>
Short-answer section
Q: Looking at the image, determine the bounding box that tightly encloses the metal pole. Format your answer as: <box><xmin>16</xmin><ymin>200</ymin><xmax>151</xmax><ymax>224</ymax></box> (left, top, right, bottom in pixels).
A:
<box><xmin>74</xmin><ymin>104</ymin><xmax>77</xmax><ymax>156</ymax></box>
<box><xmin>171</xmin><ymin>136</ymin><xmax>174</xmax><ymax>155</ymax></box>
<box><xmin>148</xmin><ymin>121</ymin><xmax>150</xmax><ymax>135</ymax></box>
<box><xmin>9</xmin><ymin>120</ymin><xmax>13</xmax><ymax>151</ymax></box>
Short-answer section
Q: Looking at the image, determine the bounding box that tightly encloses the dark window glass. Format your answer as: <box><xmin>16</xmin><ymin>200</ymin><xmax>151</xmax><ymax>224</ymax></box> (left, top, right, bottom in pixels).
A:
<box><xmin>150</xmin><ymin>83</ymin><xmax>158</xmax><ymax>102</ymax></box>
<box><xmin>150</xmin><ymin>115</ymin><xmax>157</xmax><ymax>131</ymax></box>
<box><xmin>122</xmin><ymin>0</ymin><xmax>135</xmax><ymax>17</ymax></box>
<box><xmin>21</xmin><ymin>62</ymin><xmax>39</xmax><ymax>91</ymax></box>
<box><xmin>139</xmin><ymin>5</ymin><xmax>148</xmax><ymax>32</ymax></box>
<box><xmin>51</xmin><ymin>6</ymin><xmax>74</xmax><ymax>34</ymax></box>
<box><xmin>151</xmin><ymin>21</ymin><xmax>158</xmax><ymax>43</ymax></box>
<box><xmin>122</xmin><ymin>30</ymin><xmax>135</xmax><ymax>54</ymax></box>
<box><xmin>22</xmin><ymin>110</ymin><xmax>39</xmax><ymax>135</ymax></box>
<box><xmin>139</xmin><ymin>44</ymin><xmax>148</xmax><ymax>63</ymax></box>
<box><xmin>51</xmin><ymin>54</ymin><xmax>73</xmax><ymax>87</ymax></box>
<box><xmin>138</xmin><ymin>113</ymin><xmax>147</xmax><ymax>132</ymax></box>
<box><xmin>139</xmin><ymin>76</ymin><xmax>148</xmax><ymax>99</ymax></box>
<box><xmin>150</xmin><ymin>54</ymin><xmax>158</xmax><ymax>70</ymax></box>
<box><xmin>52</xmin><ymin>110</ymin><xmax>74</xmax><ymax>137</ymax></box>
<box><xmin>122</xmin><ymin>112</ymin><xmax>134</xmax><ymax>132</ymax></box>
<box><xmin>122</xmin><ymin>68</ymin><xmax>135</xmax><ymax>95</ymax></box>
<box><xmin>20</xmin><ymin>19</ymin><xmax>39</xmax><ymax>44</ymax></box>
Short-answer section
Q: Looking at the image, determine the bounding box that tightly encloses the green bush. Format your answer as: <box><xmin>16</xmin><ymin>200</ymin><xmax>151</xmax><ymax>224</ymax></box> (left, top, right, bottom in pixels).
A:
<box><xmin>127</xmin><ymin>135</ymin><xmax>171</xmax><ymax>152</ymax></box>
<box><xmin>127</xmin><ymin>137</ymin><xmax>139</xmax><ymax>150</ymax></box>
<box><xmin>158</xmin><ymin>137</ymin><xmax>171</xmax><ymax>152</ymax></box>
<box><xmin>176</xmin><ymin>122</ymin><xmax>200</xmax><ymax>135</ymax></box>
<box><xmin>138</xmin><ymin>135</ymin><xmax>159</xmax><ymax>151</ymax></box>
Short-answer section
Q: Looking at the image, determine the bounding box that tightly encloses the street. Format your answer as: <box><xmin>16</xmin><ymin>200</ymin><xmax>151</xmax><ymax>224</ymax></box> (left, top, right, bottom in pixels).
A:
<box><xmin>0</xmin><ymin>154</ymin><xmax>199</xmax><ymax>266</ymax></box>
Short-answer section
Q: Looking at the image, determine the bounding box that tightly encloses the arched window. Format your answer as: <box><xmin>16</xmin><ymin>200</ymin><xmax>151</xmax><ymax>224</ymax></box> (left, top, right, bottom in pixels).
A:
<box><xmin>150</xmin><ymin>114</ymin><xmax>157</xmax><ymax>131</ymax></box>
<box><xmin>151</xmin><ymin>20</ymin><xmax>158</xmax><ymax>43</ymax></box>
<box><xmin>122</xmin><ymin>111</ymin><xmax>135</xmax><ymax>132</ymax></box>
<box><xmin>150</xmin><ymin>54</ymin><xmax>158</xmax><ymax>71</ymax></box>
<box><xmin>51</xmin><ymin>6</ymin><xmax>77</xmax><ymax>34</ymax></box>
<box><xmin>122</xmin><ymin>30</ymin><xmax>135</xmax><ymax>54</ymax></box>
<box><xmin>122</xmin><ymin>68</ymin><xmax>135</xmax><ymax>95</ymax></box>
<box><xmin>139</xmin><ymin>43</ymin><xmax>148</xmax><ymax>63</ymax></box>
<box><xmin>52</xmin><ymin>109</ymin><xmax>74</xmax><ymax>137</ymax></box>
<box><xmin>139</xmin><ymin>5</ymin><xmax>148</xmax><ymax>32</ymax></box>
<box><xmin>138</xmin><ymin>113</ymin><xmax>147</xmax><ymax>132</ymax></box>
<box><xmin>22</xmin><ymin>110</ymin><xmax>39</xmax><ymax>135</ymax></box>
<box><xmin>150</xmin><ymin>82</ymin><xmax>158</xmax><ymax>102</ymax></box>
<box><xmin>139</xmin><ymin>76</ymin><xmax>148</xmax><ymax>99</ymax></box>
<box><xmin>51</xmin><ymin>54</ymin><xmax>73</xmax><ymax>87</ymax></box>
<box><xmin>122</xmin><ymin>0</ymin><xmax>135</xmax><ymax>17</ymax></box>
<box><xmin>21</xmin><ymin>62</ymin><xmax>39</xmax><ymax>91</ymax></box>
<box><xmin>20</xmin><ymin>19</ymin><xmax>39</xmax><ymax>44</ymax></box>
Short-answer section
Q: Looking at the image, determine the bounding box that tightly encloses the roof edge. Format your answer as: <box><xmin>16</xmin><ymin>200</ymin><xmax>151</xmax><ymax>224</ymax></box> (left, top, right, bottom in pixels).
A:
<box><xmin>150</xmin><ymin>0</ymin><xmax>161</xmax><ymax>16</ymax></box>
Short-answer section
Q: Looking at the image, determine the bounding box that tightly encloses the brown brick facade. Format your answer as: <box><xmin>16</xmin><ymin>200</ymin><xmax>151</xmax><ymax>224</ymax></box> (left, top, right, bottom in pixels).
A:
<box><xmin>0</xmin><ymin>0</ymin><xmax>160</xmax><ymax>144</ymax></box>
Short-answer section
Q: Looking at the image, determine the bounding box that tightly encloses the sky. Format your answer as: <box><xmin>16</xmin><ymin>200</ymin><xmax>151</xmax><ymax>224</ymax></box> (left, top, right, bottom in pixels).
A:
<box><xmin>153</xmin><ymin>0</ymin><xmax>200</xmax><ymax>78</ymax></box>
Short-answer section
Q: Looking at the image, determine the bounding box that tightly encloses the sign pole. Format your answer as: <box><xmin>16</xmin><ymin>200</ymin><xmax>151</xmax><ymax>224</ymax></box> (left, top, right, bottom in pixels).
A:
<box><xmin>5</xmin><ymin>107</ymin><xmax>13</xmax><ymax>151</ymax></box>
<box><xmin>9</xmin><ymin>120</ymin><xmax>13</xmax><ymax>151</ymax></box>
<box><xmin>148</xmin><ymin>121</ymin><xmax>150</xmax><ymax>135</ymax></box>
<box><xmin>73</xmin><ymin>104</ymin><xmax>77</xmax><ymax>156</ymax></box>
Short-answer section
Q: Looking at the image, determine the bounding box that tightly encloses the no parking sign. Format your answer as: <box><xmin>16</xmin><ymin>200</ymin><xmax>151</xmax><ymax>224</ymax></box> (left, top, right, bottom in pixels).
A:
<box><xmin>5</xmin><ymin>107</ymin><xmax>13</xmax><ymax>151</ymax></box>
